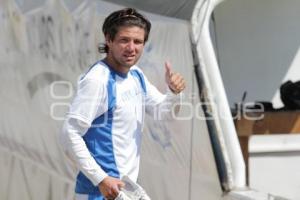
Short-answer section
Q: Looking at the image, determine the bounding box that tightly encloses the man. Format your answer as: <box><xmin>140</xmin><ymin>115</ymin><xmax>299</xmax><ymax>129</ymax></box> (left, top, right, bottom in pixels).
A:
<box><xmin>61</xmin><ymin>8</ymin><xmax>185</xmax><ymax>200</ymax></box>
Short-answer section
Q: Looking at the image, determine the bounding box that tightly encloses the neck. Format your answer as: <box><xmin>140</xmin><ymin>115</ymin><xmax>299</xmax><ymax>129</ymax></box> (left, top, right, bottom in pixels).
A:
<box><xmin>104</xmin><ymin>57</ymin><xmax>130</xmax><ymax>74</ymax></box>
<box><xmin>103</xmin><ymin>57</ymin><xmax>130</xmax><ymax>77</ymax></box>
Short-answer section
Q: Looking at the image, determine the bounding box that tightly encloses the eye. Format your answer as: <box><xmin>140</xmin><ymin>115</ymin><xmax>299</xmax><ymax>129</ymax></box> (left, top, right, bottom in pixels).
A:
<box><xmin>134</xmin><ymin>39</ymin><xmax>144</xmax><ymax>45</ymax></box>
<box><xmin>120</xmin><ymin>38</ymin><xmax>129</xmax><ymax>43</ymax></box>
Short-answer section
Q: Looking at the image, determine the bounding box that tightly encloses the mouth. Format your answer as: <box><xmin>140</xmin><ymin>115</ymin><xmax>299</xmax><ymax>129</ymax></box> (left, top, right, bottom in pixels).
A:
<box><xmin>123</xmin><ymin>54</ymin><xmax>135</xmax><ymax>61</ymax></box>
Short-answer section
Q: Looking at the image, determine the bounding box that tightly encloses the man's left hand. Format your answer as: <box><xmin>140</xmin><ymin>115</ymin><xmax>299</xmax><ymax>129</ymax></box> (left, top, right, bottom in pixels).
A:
<box><xmin>165</xmin><ymin>61</ymin><xmax>186</xmax><ymax>94</ymax></box>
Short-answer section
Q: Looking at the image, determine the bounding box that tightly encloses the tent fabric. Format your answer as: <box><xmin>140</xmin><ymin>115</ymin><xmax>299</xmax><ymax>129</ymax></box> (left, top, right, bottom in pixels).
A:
<box><xmin>0</xmin><ymin>0</ymin><xmax>223</xmax><ymax>199</ymax></box>
<box><xmin>102</xmin><ymin>0</ymin><xmax>198</xmax><ymax>20</ymax></box>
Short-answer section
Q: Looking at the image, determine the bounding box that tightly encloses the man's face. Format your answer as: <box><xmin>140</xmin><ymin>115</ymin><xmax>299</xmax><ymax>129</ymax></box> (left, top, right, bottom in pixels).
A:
<box><xmin>106</xmin><ymin>26</ymin><xmax>145</xmax><ymax>71</ymax></box>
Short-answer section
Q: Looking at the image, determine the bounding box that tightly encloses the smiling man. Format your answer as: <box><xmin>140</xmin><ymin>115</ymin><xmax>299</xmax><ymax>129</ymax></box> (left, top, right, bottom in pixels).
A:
<box><xmin>61</xmin><ymin>8</ymin><xmax>186</xmax><ymax>200</ymax></box>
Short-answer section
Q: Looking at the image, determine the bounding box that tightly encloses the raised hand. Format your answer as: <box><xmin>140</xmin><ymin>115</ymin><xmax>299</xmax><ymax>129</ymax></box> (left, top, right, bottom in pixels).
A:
<box><xmin>165</xmin><ymin>61</ymin><xmax>186</xmax><ymax>94</ymax></box>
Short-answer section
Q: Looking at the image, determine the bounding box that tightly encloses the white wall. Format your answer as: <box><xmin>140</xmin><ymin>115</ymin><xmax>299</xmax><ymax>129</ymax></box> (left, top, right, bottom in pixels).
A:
<box><xmin>249</xmin><ymin>135</ymin><xmax>300</xmax><ymax>199</ymax></box>
<box><xmin>213</xmin><ymin>0</ymin><xmax>300</xmax><ymax>108</ymax></box>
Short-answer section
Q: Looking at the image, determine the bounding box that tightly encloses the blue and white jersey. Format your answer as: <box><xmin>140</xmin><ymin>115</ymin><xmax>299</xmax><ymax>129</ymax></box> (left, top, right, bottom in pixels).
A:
<box><xmin>61</xmin><ymin>60</ymin><xmax>180</xmax><ymax>196</ymax></box>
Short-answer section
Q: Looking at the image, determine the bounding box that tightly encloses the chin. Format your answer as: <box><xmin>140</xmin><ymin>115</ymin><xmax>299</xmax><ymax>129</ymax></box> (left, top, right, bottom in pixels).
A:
<box><xmin>123</xmin><ymin>61</ymin><xmax>136</xmax><ymax>67</ymax></box>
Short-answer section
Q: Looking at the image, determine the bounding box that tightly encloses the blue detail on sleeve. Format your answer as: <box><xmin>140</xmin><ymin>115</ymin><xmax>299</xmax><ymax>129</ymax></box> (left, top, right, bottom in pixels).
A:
<box><xmin>130</xmin><ymin>69</ymin><xmax>147</xmax><ymax>94</ymax></box>
<box><xmin>75</xmin><ymin>71</ymin><xmax>119</xmax><ymax>195</ymax></box>
<box><xmin>107</xmin><ymin>73</ymin><xmax>116</xmax><ymax>110</ymax></box>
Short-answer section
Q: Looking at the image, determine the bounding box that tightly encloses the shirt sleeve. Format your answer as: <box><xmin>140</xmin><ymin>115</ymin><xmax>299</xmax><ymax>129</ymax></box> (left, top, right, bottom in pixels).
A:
<box><xmin>142</xmin><ymin>71</ymin><xmax>182</xmax><ymax>120</ymax></box>
<box><xmin>60</xmin><ymin>76</ymin><xmax>108</xmax><ymax>186</ymax></box>
<box><xmin>60</xmin><ymin>118</ymin><xmax>108</xmax><ymax>185</ymax></box>
<box><xmin>67</xmin><ymin>77</ymin><xmax>107</xmax><ymax>126</ymax></box>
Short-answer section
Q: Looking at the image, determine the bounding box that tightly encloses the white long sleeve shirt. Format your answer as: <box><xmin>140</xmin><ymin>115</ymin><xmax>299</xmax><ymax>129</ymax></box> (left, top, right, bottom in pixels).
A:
<box><xmin>60</xmin><ymin>60</ymin><xmax>180</xmax><ymax>195</ymax></box>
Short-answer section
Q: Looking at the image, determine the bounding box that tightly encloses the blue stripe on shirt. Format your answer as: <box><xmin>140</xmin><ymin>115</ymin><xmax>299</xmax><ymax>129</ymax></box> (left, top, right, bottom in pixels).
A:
<box><xmin>75</xmin><ymin>70</ymin><xmax>119</xmax><ymax>195</ymax></box>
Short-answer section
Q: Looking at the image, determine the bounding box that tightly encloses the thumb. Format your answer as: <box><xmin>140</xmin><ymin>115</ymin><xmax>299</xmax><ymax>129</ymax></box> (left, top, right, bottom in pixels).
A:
<box><xmin>165</xmin><ymin>61</ymin><xmax>172</xmax><ymax>77</ymax></box>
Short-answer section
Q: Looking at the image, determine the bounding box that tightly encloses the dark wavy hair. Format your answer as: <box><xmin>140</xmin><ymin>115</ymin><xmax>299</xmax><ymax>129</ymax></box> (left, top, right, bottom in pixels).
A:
<box><xmin>98</xmin><ymin>8</ymin><xmax>151</xmax><ymax>54</ymax></box>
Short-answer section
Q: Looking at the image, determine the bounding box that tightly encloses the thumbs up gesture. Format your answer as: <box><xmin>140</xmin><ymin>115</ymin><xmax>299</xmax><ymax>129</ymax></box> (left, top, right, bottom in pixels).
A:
<box><xmin>165</xmin><ymin>61</ymin><xmax>186</xmax><ymax>94</ymax></box>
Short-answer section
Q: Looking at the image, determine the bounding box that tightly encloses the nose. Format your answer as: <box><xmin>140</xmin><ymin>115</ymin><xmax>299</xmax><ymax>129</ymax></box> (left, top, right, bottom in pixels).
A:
<box><xmin>126</xmin><ymin>41</ymin><xmax>135</xmax><ymax>52</ymax></box>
